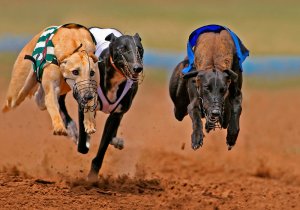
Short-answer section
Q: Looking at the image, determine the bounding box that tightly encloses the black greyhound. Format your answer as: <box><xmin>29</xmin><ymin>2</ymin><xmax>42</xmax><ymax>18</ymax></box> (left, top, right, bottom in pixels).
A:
<box><xmin>169</xmin><ymin>62</ymin><xmax>240</xmax><ymax>150</ymax></box>
<box><xmin>169</xmin><ymin>28</ymin><xmax>248</xmax><ymax>150</ymax></box>
<box><xmin>59</xmin><ymin>28</ymin><xmax>144</xmax><ymax>180</ymax></box>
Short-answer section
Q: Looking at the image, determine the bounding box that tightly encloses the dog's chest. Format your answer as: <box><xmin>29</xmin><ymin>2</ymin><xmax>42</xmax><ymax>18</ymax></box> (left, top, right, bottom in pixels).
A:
<box><xmin>107</xmin><ymin>73</ymin><xmax>126</xmax><ymax>102</ymax></box>
<box><xmin>97</xmin><ymin>73</ymin><xmax>130</xmax><ymax>114</ymax></box>
<box><xmin>107</xmin><ymin>86</ymin><xmax>119</xmax><ymax>104</ymax></box>
<box><xmin>107</xmin><ymin>88</ymin><xmax>122</xmax><ymax>113</ymax></box>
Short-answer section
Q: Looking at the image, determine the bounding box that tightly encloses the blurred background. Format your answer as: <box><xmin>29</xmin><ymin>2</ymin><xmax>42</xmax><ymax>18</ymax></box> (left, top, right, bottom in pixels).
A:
<box><xmin>1</xmin><ymin>0</ymin><xmax>300</xmax><ymax>80</ymax></box>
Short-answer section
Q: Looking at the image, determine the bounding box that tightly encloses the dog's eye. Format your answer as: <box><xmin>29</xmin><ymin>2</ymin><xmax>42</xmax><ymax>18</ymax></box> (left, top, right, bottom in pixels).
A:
<box><xmin>72</xmin><ymin>70</ymin><xmax>79</xmax><ymax>76</ymax></box>
<box><xmin>90</xmin><ymin>70</ymin><xmax>95</xmax><ymax>77</ymax></box>
<box><xmin>118</xmin><ymin>45</ymin><xmax>126</xmax><ymax>52</ymax></box>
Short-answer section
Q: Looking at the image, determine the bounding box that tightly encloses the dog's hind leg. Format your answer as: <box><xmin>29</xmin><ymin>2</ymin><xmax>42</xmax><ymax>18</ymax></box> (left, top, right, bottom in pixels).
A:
<box><xmin>171</xmin><ymin>77</ymin><xmax>189</xmax><ymax>121</ymax></box>
<box><xmin>169</xmin><ymin>61</ymin><xmax>189</xmax><ymax>121</ymax></box>
<box><xmin>42</xmin><ymin>64</ymin><xmax>67</xmax><ymax>136</ymax></box>
<box><xmin>58</xmin><ymin>94</ymin><xmax>79</xmax><ymax>144</ymax></box>
<box><xmin>88</xmin><ymin>113</ymin><xmax>124</xmax><ymax>181</ymax></box>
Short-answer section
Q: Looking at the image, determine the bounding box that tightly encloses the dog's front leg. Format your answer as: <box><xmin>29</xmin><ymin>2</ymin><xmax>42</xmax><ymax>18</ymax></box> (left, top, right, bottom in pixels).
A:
<box><xmin>187</xmin><ymin>97</ymin><xmax>204</xmax><ymax>150</ymax></box>
<box><xmin>88</xmin><ymin>112</ymin><xmax>124</xmax><ymax>181</ymax></box>
<box><xmin>42</xmin><ymin>65</ymin><xmax>67</xmax><ymax>136</ymax></box>
<box><xmin>187</xmin><ymin>79</ymin><xmax>204</xmax><ymax>150</ymax></box>
<box><xmin>77</xmin><ymin>108</ymin><xmax>90</xmax><ymax>154</ymax></box>
<box><xmin>226</xmin><ymin>89</ymin><xmax>242</xmax><ymax>150</ymax></box>
<box><xmin>83</xmin><ymin>110</ymin><xmax>96</xmax><ymax>134</ymax></box>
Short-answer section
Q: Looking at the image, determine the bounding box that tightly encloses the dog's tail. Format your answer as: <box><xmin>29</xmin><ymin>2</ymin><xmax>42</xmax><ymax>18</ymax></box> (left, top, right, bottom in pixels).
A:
<box><xmin>2</xmin><ymin>69</ymin><xmax>37</xmax><ymax>113</ymax></box>
<box><xmin>2</xmin><ymin>31</ymin><xmax>42</xmax><ymax>113</ymax></box>
<box><xmin>2</xmin><ymin>98</ymin><xmax>11</xmax><ymax>112</ymax></box>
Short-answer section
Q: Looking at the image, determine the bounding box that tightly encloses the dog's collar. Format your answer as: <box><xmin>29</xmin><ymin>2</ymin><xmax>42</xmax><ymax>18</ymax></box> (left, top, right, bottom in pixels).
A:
<box><xmin>110</xmin><ymin>56</ymin><xmax>125</xmax><ymax>77</ymax></box>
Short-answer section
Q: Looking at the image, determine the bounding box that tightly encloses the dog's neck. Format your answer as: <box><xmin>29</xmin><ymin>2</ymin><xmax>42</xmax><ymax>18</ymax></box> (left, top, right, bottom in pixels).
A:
<box><xmin>99</xmin><ymin>49</ymin><xmax>127</xmax><ymax>103</ymax></box>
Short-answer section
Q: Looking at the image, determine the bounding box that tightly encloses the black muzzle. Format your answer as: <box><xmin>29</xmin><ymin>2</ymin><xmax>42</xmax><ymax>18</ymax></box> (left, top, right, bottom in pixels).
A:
<box><xmin>203</xmin><ymin>101</ymin><xmax>224</xmax><ymax>133</ymax></box>
<box><xmin>118</xmin><ymin>47</ymin><xmax>144</xmax><ymax>83</ymax></box>
<box><xmin>73</xmin><ymin>79</ymin><xmax>98</xmax><ymax>112</ymax></box>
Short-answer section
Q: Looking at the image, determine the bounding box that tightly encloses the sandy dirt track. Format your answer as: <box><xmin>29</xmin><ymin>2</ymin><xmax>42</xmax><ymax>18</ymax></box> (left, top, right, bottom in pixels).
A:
<box><xmin>0</xmin><ymin>76</ymin><xmax>299</xmax><ymax>210</ymax></box>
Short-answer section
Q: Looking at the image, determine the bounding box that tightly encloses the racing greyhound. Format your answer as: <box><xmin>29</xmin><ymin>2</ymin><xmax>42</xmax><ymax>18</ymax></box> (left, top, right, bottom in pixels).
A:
<box><xmin>60</xmin><ymin>27</ymin><xmax>144</xmax><ymax>180</ymax></box>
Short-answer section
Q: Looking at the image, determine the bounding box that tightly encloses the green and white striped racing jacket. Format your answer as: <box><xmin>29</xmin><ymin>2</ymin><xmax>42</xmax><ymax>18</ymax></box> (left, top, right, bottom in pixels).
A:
<box><xmin>27</xmin><ymin>26</ymin><xmax>61</xmax><ymax>82</ymax></box>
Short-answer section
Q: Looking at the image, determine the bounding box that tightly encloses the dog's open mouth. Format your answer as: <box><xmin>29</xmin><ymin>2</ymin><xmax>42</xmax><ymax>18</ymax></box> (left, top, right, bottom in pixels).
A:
<box><xmin>73</xmin><ymin>79</ymin><xmax>98</xmax><ymax>112</ymax></box>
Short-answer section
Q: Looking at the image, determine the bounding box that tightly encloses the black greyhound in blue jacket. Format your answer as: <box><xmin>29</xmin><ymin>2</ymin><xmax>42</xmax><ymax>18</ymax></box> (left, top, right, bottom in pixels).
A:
<box><xmin>59</xmin><ymin>27</ymin><xmax>144</xmax><ymax>180</ymax></box>
<box><xmin>169</xmin><ymin>25</ymin><xmax>249</xmax><ymax>151</ymax></box>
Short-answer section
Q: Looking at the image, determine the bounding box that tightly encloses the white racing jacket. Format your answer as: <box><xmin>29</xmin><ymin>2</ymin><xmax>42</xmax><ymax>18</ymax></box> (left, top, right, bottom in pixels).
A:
<box><xmin>89</xmin><ymin>27</ymin><xmax>123</xmax><ymax>57</ymax></box>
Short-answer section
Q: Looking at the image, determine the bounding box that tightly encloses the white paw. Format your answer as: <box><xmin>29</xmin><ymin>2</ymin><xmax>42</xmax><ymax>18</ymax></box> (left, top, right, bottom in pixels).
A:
<box><xmin>84</xmin><ymin>120</ymin><xmax>96</xmax><ymax>135</ymax></box>
<box><xmin>85</xmin><ymin>127</ymin><xmax>96</xmax><ymax>135</ymax></box>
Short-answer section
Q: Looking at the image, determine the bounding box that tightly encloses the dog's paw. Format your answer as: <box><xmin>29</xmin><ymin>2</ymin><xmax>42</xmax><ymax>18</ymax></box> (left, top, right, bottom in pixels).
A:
<box><xmin>191</xmin><ymin>141</ymin><xmax>203</xmax><ymax>150</ymax></box>
<box><xmin>53</xmin><ymin>124</ymin><xmax>68</xmax><ymax>136</ymax></box>
<box><xmin>85</xmin><ymin>128</ymin><xmax>96</xmax><ymax>135</ymax></box>
<box><xmin>226</xmin><ymin>131</ymin><xmax>239</xmax><ymax>150</ymax></box>
<box><xmin>84</xmin><ymin>120</ymin><xmax>96</xmax><ymax>134</ymax></box>
<box><xmin>191</xmin><ymin>132</ymin><xmax>204</xmax><ymax>150</ymax></box>
<box><xmin>226</xmin><ymin>138</ymin><xmax>236</xmax><ymax>151</ymax></box>
<box><xmin>227</xmin><ymin>145</ymin><xmax>234</xmax><ymax>150</ymax></box>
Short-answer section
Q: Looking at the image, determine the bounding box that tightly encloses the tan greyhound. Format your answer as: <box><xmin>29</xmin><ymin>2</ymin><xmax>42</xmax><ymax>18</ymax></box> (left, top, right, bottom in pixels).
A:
<box><xmin>2</xmin><ymin>23</ymin><xmax>99</xmax><ymax>137</ymax></box>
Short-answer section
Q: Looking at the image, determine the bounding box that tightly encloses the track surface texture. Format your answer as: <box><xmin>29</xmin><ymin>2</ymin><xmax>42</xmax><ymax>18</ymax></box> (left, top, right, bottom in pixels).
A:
<box><xmin>0</xmin><ymin>76</ymin><xmax>299</xmax><ymax>210</ymax></box>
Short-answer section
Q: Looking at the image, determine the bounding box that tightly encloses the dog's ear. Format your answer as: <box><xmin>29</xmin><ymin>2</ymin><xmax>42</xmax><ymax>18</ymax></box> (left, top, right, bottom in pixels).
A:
<box><xmin>183</xmin><ymin>69</ymin><xmax>205</xmax><ymax>79</ymax></box>
<box><xmin>59</xmin><ymin>60</ymin><xmax>67</xmax><ymax>69</ymax></box>
<box><xmin>196</xmin><ymin>70</ymin><xmax>206</xmax><ymax>79</ymax></box>
<box><xmin>195</xmin><ymin>71</ymin><xmax>206</xmax><ymax>88</ymax></box>
<box><xmin>105</xmin><ymin>33</ymin><xmax>117</xmax><ymax>42</ymax></box>
<box><xmin>223</xmin><ymin>69</ymin><xmax>238</xmax><ymax>83</ymax></box>
<box><xmin>89</xmin><ymin>53</ymin><xmax>98</xmax><ymax>63</ymax></box>
<box><xmin>134</xmin><ymin>33</ymin><xmax>142</xmax><ymax>41</ymax></box>
<box><xmin>183</xmin><ymin>70</ymin><xmax>198</xmax><ymax>79</ymax></box>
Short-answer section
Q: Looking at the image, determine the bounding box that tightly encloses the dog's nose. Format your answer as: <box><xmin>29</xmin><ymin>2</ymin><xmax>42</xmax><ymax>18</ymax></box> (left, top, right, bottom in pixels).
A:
<box><xmin>84</xmin><ymin>93</ymin><xmax>94</xmax><ymax>102</ymax></box>
<box><xmin>133</xmin><ymin>64</ymin><xmax>143</xmax><ymax>73</ymax></box>
<box><xmin>211</xmin><ymin>109</ymin><xmax>221</xmax><ymax>117</ymax></box>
